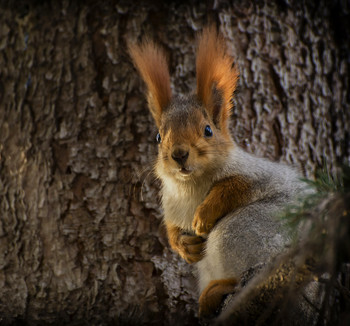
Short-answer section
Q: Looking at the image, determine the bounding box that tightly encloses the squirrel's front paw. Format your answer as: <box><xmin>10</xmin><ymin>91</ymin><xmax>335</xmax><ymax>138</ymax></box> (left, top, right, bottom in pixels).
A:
<box><xmin>177</xmin><ymin>234</ymin><xmax>205</xmax><ymax>264</ymax></box>
<box><xmin>192</xmin><ymin>205</ymin><xmax>215</xmax><ymax>236</ymax></box>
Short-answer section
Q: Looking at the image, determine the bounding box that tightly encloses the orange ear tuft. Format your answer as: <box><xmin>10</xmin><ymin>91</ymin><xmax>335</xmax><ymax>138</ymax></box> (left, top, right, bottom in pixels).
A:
<box><xmin>196</xmin><ymin>26</ymin><xmax>239</xmax><ymax>131</ymax></box>
<box><xmin>128</xmin><ymin>39</ymin><xmax>172</xmax><ymax>127</ymax></box>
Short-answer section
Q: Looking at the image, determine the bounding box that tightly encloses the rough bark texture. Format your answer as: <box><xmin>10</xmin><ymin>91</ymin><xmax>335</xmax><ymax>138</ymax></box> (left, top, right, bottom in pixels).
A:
<box><xmin>0</xmin><ymin>0</ymin><xmax>349</xmax><ymax>325</ymax></box>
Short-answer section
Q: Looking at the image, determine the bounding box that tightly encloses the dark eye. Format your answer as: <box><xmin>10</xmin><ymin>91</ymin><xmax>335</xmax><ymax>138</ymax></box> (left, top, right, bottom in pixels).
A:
<box><xmin>204</xmin><ymin>125</ymin><xmax>213</xmax><ymax>137</ymax></box>
<box><xmin>156</xmin><ymin>132</ymin><xmax>161</xmax><ymax>143</ymax></box>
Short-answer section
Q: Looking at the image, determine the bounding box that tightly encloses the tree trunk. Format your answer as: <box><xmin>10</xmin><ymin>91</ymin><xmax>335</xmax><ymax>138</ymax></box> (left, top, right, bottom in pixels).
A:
<box><xmin>0</xmin><ymin>0</ymin><xmax>349</xmax><ymax>325</ymax></box>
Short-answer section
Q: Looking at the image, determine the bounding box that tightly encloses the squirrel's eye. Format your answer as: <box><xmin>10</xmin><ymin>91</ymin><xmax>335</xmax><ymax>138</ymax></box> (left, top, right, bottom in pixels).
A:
<box><xmin>156</xmin><ymin>133</ymin><xmax>161</xmax><ymax>143</ymax></box>
<box><xmin>204</xmin><ymin>125</ymin><xmax>213</xmax><ymax>137</ymax></box>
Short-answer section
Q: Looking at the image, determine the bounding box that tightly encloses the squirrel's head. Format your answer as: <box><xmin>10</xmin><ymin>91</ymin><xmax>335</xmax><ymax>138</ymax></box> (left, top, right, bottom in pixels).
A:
<box><xmin>129</xmin><ymin>26</ymin><xmax>239</xmax><ymax>183</ymax></box>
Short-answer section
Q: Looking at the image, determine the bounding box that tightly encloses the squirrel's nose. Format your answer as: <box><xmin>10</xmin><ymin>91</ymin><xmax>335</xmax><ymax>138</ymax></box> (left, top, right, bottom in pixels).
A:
<box><xmin>171</xmin><ymin>148</ymin><xmax>189</xmax><ymax>166</ymax></box>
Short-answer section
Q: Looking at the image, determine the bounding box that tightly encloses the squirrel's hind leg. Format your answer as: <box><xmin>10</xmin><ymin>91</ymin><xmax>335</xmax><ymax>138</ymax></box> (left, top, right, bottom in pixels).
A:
<box><xmin>198</xmin><ymin>278</ymin><xmax>238</xmax><ymax>318</ymax></box>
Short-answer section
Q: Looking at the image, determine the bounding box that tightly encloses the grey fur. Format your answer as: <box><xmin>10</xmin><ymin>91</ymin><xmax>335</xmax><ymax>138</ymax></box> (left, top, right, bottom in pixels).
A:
<box><xmin>196</xmin><ymin>147</ymin><xmax>307</xmax><ymax>293</ymax></box>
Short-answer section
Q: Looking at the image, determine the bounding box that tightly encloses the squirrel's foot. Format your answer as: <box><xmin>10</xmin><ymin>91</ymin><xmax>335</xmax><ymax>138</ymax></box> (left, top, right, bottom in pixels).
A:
<box><xmin>192</xmin><ymin>205</ymin><xmax>215</xmax><ymax>236</ymax></box>
<box><xmin>177</xmin><ymin>234</ymin><xmax>205</xmax><ymax>264</ymax></box>
<box><xmin>199</xmin><ymin>278</ymin><xmax>238</xmax><ymax>319</ymax></box>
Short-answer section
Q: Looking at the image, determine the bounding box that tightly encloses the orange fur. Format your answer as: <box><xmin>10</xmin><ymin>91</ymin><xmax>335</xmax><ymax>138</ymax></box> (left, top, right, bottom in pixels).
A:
<box><xmin>192</xmin><ymin>175</ymin><xmax>252</xmax><ymax>236</ymax></box>
<box><xmin>199</xmin><ymin>278</ymin><xmax>238</xmax><ymax>318</ymax></box>
<box><xmin>196</xmin><ymin>26</ymin><xmax>239</xmax><ymax>132</ymax></box>
<box><xmin>165</xmin><ymin>221</ymin><xmax>205</xmax><ymax>264</ymax></box>
<box><xmin>128</xmin><ymin>40</ymin><xmax>172</xmax><ymax>127</ymax></box>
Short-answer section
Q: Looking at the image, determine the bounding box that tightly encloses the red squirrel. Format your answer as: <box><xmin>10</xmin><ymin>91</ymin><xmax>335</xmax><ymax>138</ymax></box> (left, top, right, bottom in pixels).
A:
<box><xmin>129</xmin><ymin>26</ymin><xmax>306</xmax><ymax>318</ymax></box>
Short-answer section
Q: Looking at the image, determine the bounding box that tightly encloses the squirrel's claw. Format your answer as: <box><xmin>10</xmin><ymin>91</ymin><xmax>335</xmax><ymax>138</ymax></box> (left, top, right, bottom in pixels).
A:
<box><xmin>193</xmin><ymin>206</ymin><xmax>214</xmax><ymax>236</ymax></box>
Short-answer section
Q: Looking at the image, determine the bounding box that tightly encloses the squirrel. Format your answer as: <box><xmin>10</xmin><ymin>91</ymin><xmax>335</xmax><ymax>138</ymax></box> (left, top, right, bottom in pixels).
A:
<box><xmin>128</xmin><ymin>26</ymin><xmax>307</xmax><ymax>319</ymax></box>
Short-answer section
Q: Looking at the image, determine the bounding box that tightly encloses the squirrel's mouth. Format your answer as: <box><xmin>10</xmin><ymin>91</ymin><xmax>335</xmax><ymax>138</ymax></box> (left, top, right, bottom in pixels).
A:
<box><xmin>179</xmin><ymin>167</ymin><xmax>192</xmax><ymax>176</ymax></box>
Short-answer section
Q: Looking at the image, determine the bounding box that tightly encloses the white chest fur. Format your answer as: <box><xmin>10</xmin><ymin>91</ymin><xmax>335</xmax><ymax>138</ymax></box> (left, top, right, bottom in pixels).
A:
<box><xmin>161</xmin><ymin>178</ymin><xmax>211</xmax><ymax>231</ymax></box>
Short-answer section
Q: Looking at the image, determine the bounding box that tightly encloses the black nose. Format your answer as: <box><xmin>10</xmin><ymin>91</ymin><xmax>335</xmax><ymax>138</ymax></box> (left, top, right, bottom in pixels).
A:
<box><xmin>171</xmin><ymin>148</ymin><xmax>189</xmax><ymax>166</ymax></box>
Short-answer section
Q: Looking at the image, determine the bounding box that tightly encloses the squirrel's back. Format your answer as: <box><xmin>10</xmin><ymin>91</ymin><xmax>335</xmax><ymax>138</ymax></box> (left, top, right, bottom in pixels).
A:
<box><xmin>197</xmin><ymin>146</ymin><xmax>305</xmax><ymax>292</ymax></box>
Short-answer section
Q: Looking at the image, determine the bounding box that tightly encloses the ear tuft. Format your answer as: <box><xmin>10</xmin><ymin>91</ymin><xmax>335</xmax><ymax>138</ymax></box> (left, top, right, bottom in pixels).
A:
<box><xmin>128</xmin><ymin>39</ymin><xmax>172</xmax><ymax>127</ymax></box>
<box><xmin>196</xmin><ymin>26</ymin><xmax>239</xmax><ymax>129</ymax></box>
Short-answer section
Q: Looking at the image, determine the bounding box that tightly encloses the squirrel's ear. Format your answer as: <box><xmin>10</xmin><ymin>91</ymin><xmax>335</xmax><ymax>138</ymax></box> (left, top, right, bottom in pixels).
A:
<box><xmin>196</xmin><ymin>26</ymin><xmax>239</xmax><ymax>131</ymax></box>
<box><xmin>128</xmin><ymin>40</ymin><xmax>172</xmax><ymax>128</ymax></box>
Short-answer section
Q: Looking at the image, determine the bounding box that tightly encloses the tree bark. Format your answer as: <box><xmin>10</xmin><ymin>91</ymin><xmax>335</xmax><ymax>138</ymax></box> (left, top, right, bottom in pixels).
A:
<box><xmin>0</xmin><ymin>0</ymin><xmax>349</xmax><ymax>325</ymax></box>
